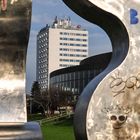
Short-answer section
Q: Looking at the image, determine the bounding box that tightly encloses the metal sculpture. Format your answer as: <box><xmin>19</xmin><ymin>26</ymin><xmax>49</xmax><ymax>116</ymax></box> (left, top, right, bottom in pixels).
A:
<box><xmin>0</xmin><ymin>0</ymin><xmax>42</xmax><ymax>139</ymax></box>
<box><xmin>0</xmin><ymin>0</ymin><xmax>31</xmax><ymax>123</ymax></box>
<box><xmin>63</xmin><ymin>0</ymin><xmax>140</xmax><ymax>140</ymax></box>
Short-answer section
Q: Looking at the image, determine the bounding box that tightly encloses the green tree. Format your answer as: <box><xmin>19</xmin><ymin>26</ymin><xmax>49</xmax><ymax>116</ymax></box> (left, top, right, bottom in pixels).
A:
<box><xmin>31</xmin><ymin>81</ymin><xmax>47</xmax><ymax>116</ymax></box>
<box><xmin>31</xmin><ymin>81</ymin><xmax>40</xmax><ymax>97</ymax></box>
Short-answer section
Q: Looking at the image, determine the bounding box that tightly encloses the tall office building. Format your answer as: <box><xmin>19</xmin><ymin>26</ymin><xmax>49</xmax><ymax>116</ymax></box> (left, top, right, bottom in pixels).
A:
<box><xmin>36</xmin><ymin>17</ymin><xmax>88</xmax><ymax>90</ymax></box>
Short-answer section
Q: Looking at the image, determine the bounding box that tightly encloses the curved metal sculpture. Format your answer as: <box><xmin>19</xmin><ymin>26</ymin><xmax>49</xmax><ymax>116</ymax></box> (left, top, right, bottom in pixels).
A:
<box><xmin>63</xmin><ymin>0</ymin><xmax>140</xmax><ymax>140</ymax></box>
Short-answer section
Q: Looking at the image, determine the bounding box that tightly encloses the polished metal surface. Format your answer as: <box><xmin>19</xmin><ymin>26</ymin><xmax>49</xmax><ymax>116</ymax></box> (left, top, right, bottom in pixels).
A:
<box><xmin>63</xmin><ymin>0</ymin><xmax>140</xmax><ymax>140</ymax></box>
<box><xmin>0</xmin><ymin>122</ymin><xmax>43</xmax><ymax>140</ymax></box>
<box><xmin>0</xmin><ymin>0</ymin><xmax>31</xmax><ymax>123</ymax></box>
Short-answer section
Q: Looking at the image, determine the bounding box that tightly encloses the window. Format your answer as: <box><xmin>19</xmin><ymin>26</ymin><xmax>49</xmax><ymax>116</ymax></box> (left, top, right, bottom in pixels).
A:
<box><xmin>76</xmin><ymin>44</ymin><xmax>80</xmax><ymax>46</ymax></box>
<box><xmin>60</xmin><ymin>59</ymin><xmax>69</xmax><ymax>62</ymax></box>
<box><xmin>82</xmin><ymin>44</ymin><xmax>87</xmax><ymax>47</ymax></box>
<box><xmin>76</xmin><ymin>39</ymin><xmax>80</xmax><ymax>41</ymax></box>
<box><xmin>70</xmin><ymin>38</ymin><xmax>74</xmax><ymax>41</ymax></box>
<box><xmin>70</xmin><ymin>44</ymin><xmax>74</xmax><ymax>46</ymax></box>
<box><xmin>76</xmin><ymin>33</ymin><xmax>81</xmax><ymax>36</ymax></box>
<box><xmin>70</xmin><ymin>33</ymin><xmax>76</xmax><ymax>36</ymax></box>
<box><xmin>76</xmin><ymin>60</ymin><xmax>80</xmax><ymax>62</ymax></box>
<box><xmin>63</xmin><ymin>38</ymin><xmax>67</xmax><ymax>40</ymax></box>
<box><xmin>83</xmin><ymin>50</ymin><xmax>87</xmax><ymax>52</ymax></box>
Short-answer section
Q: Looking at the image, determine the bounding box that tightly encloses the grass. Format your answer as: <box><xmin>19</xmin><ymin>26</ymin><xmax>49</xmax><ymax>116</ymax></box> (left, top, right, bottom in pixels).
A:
<box><xmin>28</xmin><ymin>114</ymin><xmax>75</xmax><ymax>140</ymax></box>
<box><xmin>41</xmin><ymin>118</ymin><xmax>75</xmax><ymax>140</ymax></box>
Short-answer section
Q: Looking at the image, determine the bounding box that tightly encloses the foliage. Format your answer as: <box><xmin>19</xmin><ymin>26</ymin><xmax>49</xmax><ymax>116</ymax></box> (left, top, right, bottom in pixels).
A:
<box><xmin>29</xmin><ymin>81</ymin><xmax>77</xmax><ymax>116</ymax></box>
<box><xmin>30</xmin><ymin>81</ymin><xmax>50</xmax><ymax>116</ymax></box>
<box><xmin>50</xmin><ymin>88</ymin><xmax>75</xmax><ymax>107</ymax></box>
<box><xmin>31</xmin><ymin>81</ymin><xmax>41</xmax><ymax>96</ymax></box>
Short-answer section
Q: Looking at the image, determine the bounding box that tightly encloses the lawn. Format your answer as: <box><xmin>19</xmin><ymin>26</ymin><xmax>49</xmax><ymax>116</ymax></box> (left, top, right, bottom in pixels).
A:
<box><xmin>41</xmin><ymin>119</ymin><xmax>75</xmax><ymax>140</ymax></box>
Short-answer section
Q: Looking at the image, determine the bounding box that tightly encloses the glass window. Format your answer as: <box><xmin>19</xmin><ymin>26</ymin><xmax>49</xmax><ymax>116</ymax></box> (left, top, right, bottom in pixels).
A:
<box><xmin>65</xmin><ymin>74</ymin><xmax>68</xmax><ymax>81</ymax></box>
<box><xmin>62</xmin><ymin>74</ymin><xmax>64</xmax><ymax>81</ymax></box>
<box><xmin>67</xmin><ymin>73</ymin><xmax>70</xmax><ymax>81</ymax></box>
<box><xmin>82</xmin><ymin>44</ymin><xmax>87</xmax><ymax>47</ymax></box>
<box><xmin>71</xmin><ymin>72</ymin><xmax>74</xmax><ymax>80</ymax></box>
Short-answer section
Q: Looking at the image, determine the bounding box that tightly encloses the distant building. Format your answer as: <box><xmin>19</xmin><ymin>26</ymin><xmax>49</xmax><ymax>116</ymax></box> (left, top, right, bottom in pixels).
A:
<box><xmin>50</xmin><ymin>52</ymin><xmax>112</xmax><ymax>101</ymax></box>
<box><xmin>36</xmin><ymin>17</ymin><xmax>88</xmax><ymax>90</ymax></box>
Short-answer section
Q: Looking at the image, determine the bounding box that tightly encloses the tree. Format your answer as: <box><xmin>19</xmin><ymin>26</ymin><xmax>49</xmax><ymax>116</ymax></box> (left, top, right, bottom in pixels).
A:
<box><xmin>30</xmin><ymin>81</ymin><xmax>48</xmax><ymax>117</ymax></box>
<box><xmin>49</xmin><ymin>87</ymin><xmax>75</xmax><ymax>114</ymax></box>
<box><xmin>31</xmin><ymin>81</ymin><xmax>41</xmax><ymax>97</ymax></box>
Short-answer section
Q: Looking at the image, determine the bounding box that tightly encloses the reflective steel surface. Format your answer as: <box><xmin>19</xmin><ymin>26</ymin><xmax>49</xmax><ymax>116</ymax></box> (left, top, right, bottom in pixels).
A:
<box><xmin>0</xmin><ymin>122</ymin><xmax>43</xmax><ymax>140</ymax></box>
<box><xmin>0</xmin><ymin>0</ymin><xmax>31</xmax><ymax>123</ymax></box>
<box><xmin>63</xmin><ymin>0</ymin><xmax>140</xmax><ymax>140</ymax></box>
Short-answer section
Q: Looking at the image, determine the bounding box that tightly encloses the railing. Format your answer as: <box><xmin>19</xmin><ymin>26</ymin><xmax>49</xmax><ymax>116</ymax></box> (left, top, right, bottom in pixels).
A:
<box><xmin>33</xmin><ymin>113</ymin><xmax>74</xmax><ymax>125</ymax></box>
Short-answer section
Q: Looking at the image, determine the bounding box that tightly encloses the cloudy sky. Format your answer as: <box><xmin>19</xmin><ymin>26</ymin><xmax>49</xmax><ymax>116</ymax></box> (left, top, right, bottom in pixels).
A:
<box><xmin>26</xmin><ymin>0</ymin><xmax>112</xmax><ymax>93</ymax></box>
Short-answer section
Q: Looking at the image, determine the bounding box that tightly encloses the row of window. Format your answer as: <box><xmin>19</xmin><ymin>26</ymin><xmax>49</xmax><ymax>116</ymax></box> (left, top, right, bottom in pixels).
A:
<box><xmin>59</xmin><ymin>64</ymin><xmax>75</xmax><ymax>67</ymax></box>
<box><xmin>38</xmin><ymin>81</ymin><xmax>48</xmax><ymax>89</ymax></box>
<box><xmin>50</xmin><ymin>70</ymin><xmax>102</xmax><ymax>84</ymax></box>
<box><xmin>38</xmin><ymin>64</ymin><xmax>48</xmax><ymax>69</ymax></box>
<box><xmin>60</xmin><ymin>32</ymin><xmax>87</xmax><ymax>36</ymax></box>
<box><xmin>60</xmin><ymin>43</ymin><xmax>87</xmax><ymax>47</ymax></box>
<box><xmin>38</xmin><ymin>32</ymin><xmax>48</xmax><ymax>39</ymax></box>
<box><xmin>59</xmin><ymin>48</ymin><xmax>87</xmax><ymax>52</ymax></box>
<box><xmin>50</xmin><ymin>67</ymin><xmax>104</xmax><ymax>94</ymax></box>
<box><xmin>38</xmin><ymin>59</ymin><xmax>47</xmax><ymax>64</ymax></box>
<box><xmin>38</xmin><ymin>54</ymin><xmax>48</xmax><ymax>59</ymax></box>
<box><xmin>60</xmin><ymin>59</ymin><xmax>81</xmax><ymax>62</ymax></box>
<box><xmin>38</xmin><ymin>48</ymin><xmax>48</xmax><ymax>54</ymax></box>
<box><xmin>38</xmin><ymin>69</ymin><xmax>48</xmax><ymax>74</ymax></box>
<box><xmin>50</xmin><ymin>70</ymin><xmax>97</xmax><ymax>94</ymax></box>
<box><xmin>40</xmin><ymin>85</ymin><xmax>48</xmax><ymax>89</ymax></box>
<box><xmin>38</xmin><ymin>38</ymin><xmax>48</xmax><ymax>44</ymax></box>
<box><xmin>50</xmin><ymin>80</ymin><xmax>86</xmax><ymax>94</ymax></box>
<box><xmin>38</xmin><ymin>75</ymin><xmax>48</xmax><ymax>79</ymax></box>
<box><xmin>60</xmin><ymin>37</ymin><xmax>87</xmax><ymax>42</ymax></box>
<box><xmin>38</xmin><ymin>43</ymin><xmax>48</xmax><ymax>49</ymax></box>
<box><xmin>60</xmin><ymin>53</ymin><xmax>87</xmax><ymax>57</ymax></box>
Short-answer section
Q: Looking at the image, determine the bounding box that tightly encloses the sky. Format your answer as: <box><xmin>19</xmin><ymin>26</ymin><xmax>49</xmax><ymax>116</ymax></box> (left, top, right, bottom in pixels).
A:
<box><xmin>26</xmin><ymin>0</ymin><xmax>112</xmax><ymax>93</ymax></box>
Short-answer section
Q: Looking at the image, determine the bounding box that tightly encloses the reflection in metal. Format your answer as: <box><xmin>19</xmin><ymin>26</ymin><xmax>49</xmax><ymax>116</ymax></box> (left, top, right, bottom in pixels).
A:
<box><xmin>0</xmin><ymin>122</ymin><xmax>42</xmax><ymax>139</ymax></box>
<box><xmin>0</xmin><ymin>0</ymin><xmax>31</xmax><ymax>123</ymax></box>
<box><xmin>63</xmin><ymin>0</ymin><xmax>140</xmax><ymax>140</ymax></box>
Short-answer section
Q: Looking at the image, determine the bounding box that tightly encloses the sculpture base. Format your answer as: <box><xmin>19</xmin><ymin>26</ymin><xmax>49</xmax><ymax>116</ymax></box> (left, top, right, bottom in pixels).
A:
<box><xmin>0</xmin><ymin>122</ymin><xmax>43</xmax><ymax>140</ymax></box>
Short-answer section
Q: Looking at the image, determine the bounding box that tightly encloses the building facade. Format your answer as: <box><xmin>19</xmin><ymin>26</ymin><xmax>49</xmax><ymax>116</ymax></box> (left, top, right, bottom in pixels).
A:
<box><xmin>50</xmin><ymin>53</ymin><xmax>112</xmax><ymax>101</ymax></box>
<box><xmin>36</xmin><ymin>17</ymin><xmax>88</xmax><ymax>90</ymax></box>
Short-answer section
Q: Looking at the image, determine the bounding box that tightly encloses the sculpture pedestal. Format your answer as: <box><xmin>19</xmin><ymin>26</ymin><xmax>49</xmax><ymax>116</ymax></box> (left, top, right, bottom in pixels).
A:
<box><xmin>0</xmin><ymin>122</ymin><xmax>43</xmax><ymax>140</ymax></box>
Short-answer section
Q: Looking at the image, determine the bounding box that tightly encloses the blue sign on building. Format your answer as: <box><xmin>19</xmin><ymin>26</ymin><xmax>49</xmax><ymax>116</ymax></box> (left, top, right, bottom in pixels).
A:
<box><xmin>130</xmin><ymin>9</ymin><xmax>139</xmax><ymax>24</ymax></box>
